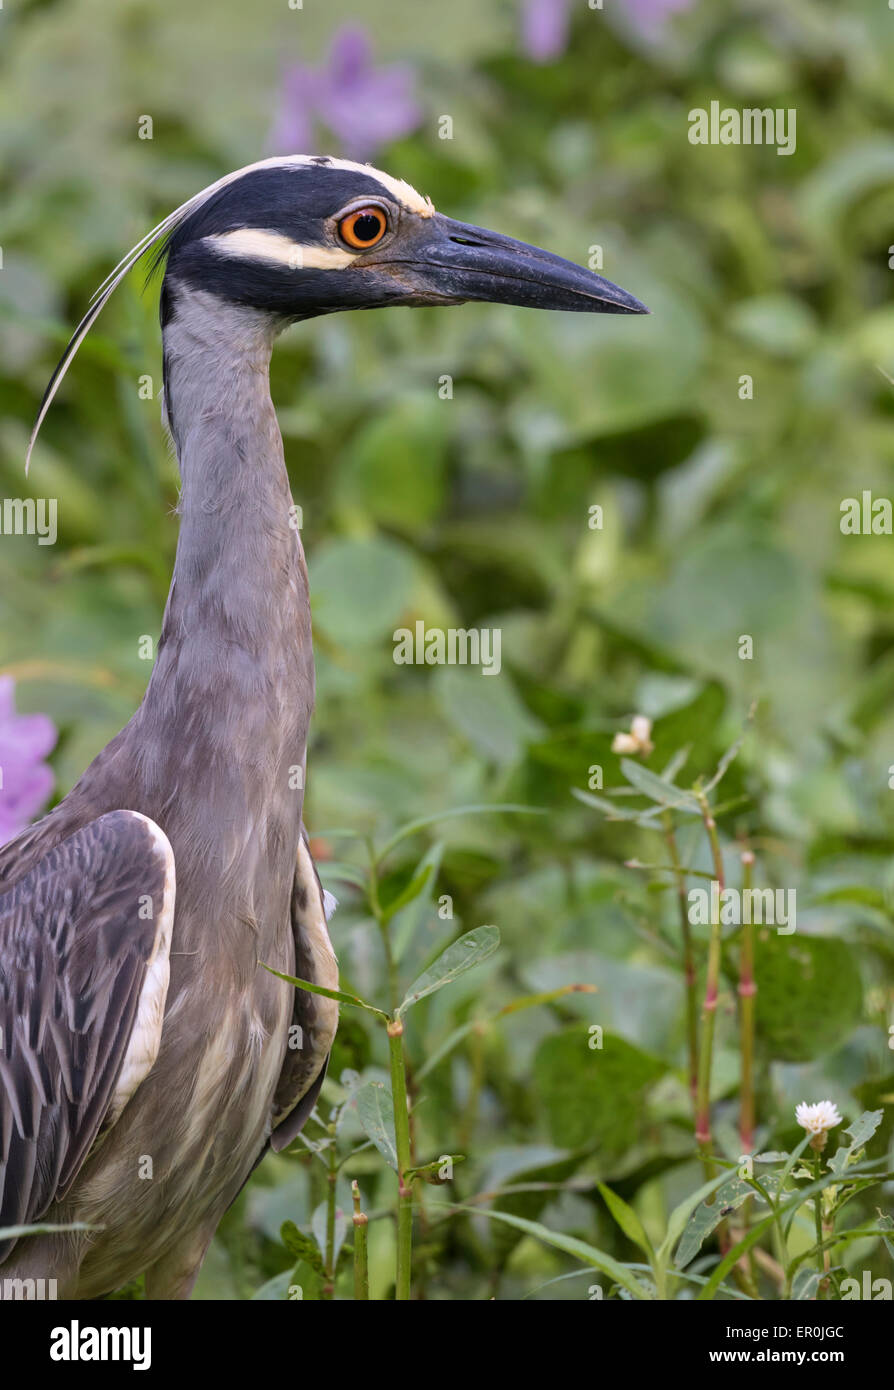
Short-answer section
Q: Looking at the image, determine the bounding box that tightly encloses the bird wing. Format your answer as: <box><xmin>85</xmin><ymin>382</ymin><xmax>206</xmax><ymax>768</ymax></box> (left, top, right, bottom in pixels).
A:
<box><xmin>0</xmin><ymin>809</ymin><xmax>175</xmax><ymax>1261</ymax></box>
<box><xmin>269</xmin><ymin>832</ymin><xmax>338</xmax><ymax>1151</ymax></box>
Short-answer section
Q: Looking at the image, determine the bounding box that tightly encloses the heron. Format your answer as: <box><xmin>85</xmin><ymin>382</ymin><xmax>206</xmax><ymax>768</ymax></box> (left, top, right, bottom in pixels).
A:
<box><xmin>0</xmin><ymin>155</ymin><xmax>647</xmax><ymax>1299</ymax></box>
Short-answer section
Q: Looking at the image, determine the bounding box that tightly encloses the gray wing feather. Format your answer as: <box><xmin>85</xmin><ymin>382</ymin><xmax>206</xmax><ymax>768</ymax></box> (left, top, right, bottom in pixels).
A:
<box><xmin>270</xmin><ymin>831</ymin><xmax>338</xmax><ymax>1152</ymax></box>
<box><xmin>0</xmin><ymin>810</ymin><xmax>172</xmax><ymax>1262</ymax></box>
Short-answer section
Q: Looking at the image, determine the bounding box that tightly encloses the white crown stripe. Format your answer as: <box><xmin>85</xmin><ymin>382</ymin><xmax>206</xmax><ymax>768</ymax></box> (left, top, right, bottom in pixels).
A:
<box><xmin>26</xmin><ymin>156</ymin><xmax>433</xmax><ymax>471</ymax></box>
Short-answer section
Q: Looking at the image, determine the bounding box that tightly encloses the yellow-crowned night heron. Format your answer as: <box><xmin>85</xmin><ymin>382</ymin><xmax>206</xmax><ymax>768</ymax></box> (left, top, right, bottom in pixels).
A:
<box><xmin>0</xmin><ymin>156</ymin><xmax>647</xmax><ymax>1299</ymax></box>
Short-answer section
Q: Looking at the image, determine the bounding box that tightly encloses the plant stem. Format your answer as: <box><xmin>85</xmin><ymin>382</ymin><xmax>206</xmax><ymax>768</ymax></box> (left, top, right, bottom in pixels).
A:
<box><xmin>388</xmin><ymin>1016</ymin><xmax>414</xmax><ymax>1300</ymax></box>
<box><xmin>695</xmin><ymin>792</ymin><xmax>725</xmax><ymax>1178</ymax></box>
<box><xmin>663</xmin><ymin>811</ymin><xmax>699</xmax><ymax>1113</ymax></box>
<box><xmin>738</xmin><ymin>849</ymin><xmax>757</xmax><ymax>1156</ymax></box>
<box><xmin>367</xmin><ymin>840</ymin><xmax>399</xmax><ymax>1011</ymax></box>
<box><xmin>322</xmin><ymin>1122</ymin><xmax>337</xmax><ymax>1299</ymax></box>
<box><xmin>352</xmin><ymin>1180</ymin><xmax>369</xmax><ymax>1301</ymax></box>
<box><xmin>813</xmin><ymin>1156</ymin><xmax>832</xmax><ymax>1298</ymax></box>
<box><xmin>733</xmin><ymin>848</ymin><xmax>761</xmax><ymax>1294</ymax></box>
<box><xmin>814</xmin><ymin>1175</ymin><xmax>824</xmax><ymax>1285</ymax></box>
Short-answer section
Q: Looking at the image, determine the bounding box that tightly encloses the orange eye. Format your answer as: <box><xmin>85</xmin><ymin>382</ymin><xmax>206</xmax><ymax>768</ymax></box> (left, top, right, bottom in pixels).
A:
<box><xmin>338</xmin><ymin>207</ymin><xmax>388</xmax><ymax>249</ymax></box>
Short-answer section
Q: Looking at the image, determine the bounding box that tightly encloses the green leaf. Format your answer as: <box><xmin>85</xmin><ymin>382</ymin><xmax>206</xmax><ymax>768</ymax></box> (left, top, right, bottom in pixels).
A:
<box><xmin>703</xmin><ymin>705</ymin><xmax>754</xmax><ymax>793</ymax></box>
<box><xmin>251</xmin><ymin>1270</ymin><xmax>297</xmax><ymax>1301</ymax></box>
<box><xmin>697</xmin><ymin>1211</ymin><xmax>778</xmax><ymax>1300</ymax></box>
<box><xmin>351</xmin><ymin>1081</ymin><xmax>398</xmax><ymax>1171</ymax></box>
<box><xmin>377</xmin><ymin>804</ymin><xmax>546</xmax><ymax>863</ymax></box>
<box><xmin>414</xmin><ymin>1021</ymin><xmax>478</xmax><ymax>1082</ymax></box>
<box><xmin>533</xmin><ymin>1029</ymin><xmax>666</xmax><ymax>1155</ymax></box>
<box><xmin>656</xmin><ymin>1170</ymin><xmax>734</xmax><ymax>1270</ymax></box>
<box><xmin>455</xmin><ymin>1206</ymin><xmax>651</xmax><ymax>1300</ymax></box>
<box><xmin>779</xmin><ymin>1133</ymin><xmax>812</xmax><ymax>1191</ymax></box>
<box><xmin>320</xmin><ymin>861</ymin><xmax>369</xmax><ymax>892</ymax></box>
<box><xmin>791</xmin><ymin>1267</ymin><xmax>824</xmax><ymax>1300</ymax></box>
<box><xmin>405</xmin><ymin>1155</ymin><xmax>466</xmax><ymax>1184</ymax></box>
<box><xmin>619</xmin><ymin>759</ymin><xmax>700</xmax><ymax>812</ymax></box>
<box><xmin>0</xmin><ymin>1221</ymin><xmax>98</xmax><ymax>1240</ymax></box>
<box><xmin>397</xmin><ymin>925</ymin><xmax>501</xmax><ymax>1016</ymax></box>
<box><xmin>495</xmin><ymin>984</ymin><xmax>597</xmax><ymax>1017</ymax></box>
<box><xmin>338</xmin><ymin>395</ymin><xmax>448</xmax><ymax>529</ymax></box>
<box><xmin>812</xmin><ymin>886</ymin><xmax>888</xmax><ymax>911</ymax></box>
<box><xmin>751</xmin><ymin>935</ymin><xmax>863</xmax><ymax>1062</ymax></box>
<box><xmin>878</xmin><ymin>1213</ymin><xmax>894</xmax><ymax>1262</ymax></box>
<box><xmin>489</xmin><ymin>1149</ymin><xmax>589</xmax><ymax>1265</ymax></box>
<box><xmin>828</xmin><ymin>1110</ymin><xmax>884</xmax><ymax>1176</ymax></box>
<box><xmin>730</xmin><ymin>294</ymin><xmax>817</xmax><ymax>359</ymax></box>
<box><xmin>310</xmin><ymin>535</ymin><xmax>415</xmax><ymax>647</ymax></box>
<box><xmin>571</xmin><ymin>786</ymin><xmax>661</xmax><ymax>822</ymax></box>
<box><xmin>800</xmin><ymin>138</ymin><xmax>894</xmax><ymax>244</ymax></box>
<box><xmin>787</xmin><ymin>1224</ymin><xmax>892</xmax><ymax>1284</ymax></box>
<box><xmin>380</xmin><ymin>863</ymin><xmax>433</xmax><ymax>927</ymax></box>
<box><xmin>699</xmin><ymin>1162</ymin><xmax>887</xmax><ymax>1300</ymax></box>
<box><xmin>262</xmin><ymin>965</ymin><xmax>389</xmax><ymax>1021</ymax></box>
<box><xmin>280</xmin><ymin>1221</ymin><xmax>324</xmax><ymax>1277</ymax></box>
<box><xmin>312</xmin><ymin>1197</ymin><xmax>348</xmax><ymax>1270</ymax></box>
<box><xmin>435</xmin><ymin>666</ymin><xmax>544</xmax><ymax>767</ymax></box>
<box><xmin>675</xmin><ymin>1170</ymin><xmax>783</xmax><ymax>1268</ymax></box>
<box><xmin>597</xmin><ymin>1183</ymin><xmax>653</xmax><ymax>1257</ymax></box>
<box><xmin>660</xmin><ymin>746</ymin><xmax>692</xmax><ymax>783</ymax></box>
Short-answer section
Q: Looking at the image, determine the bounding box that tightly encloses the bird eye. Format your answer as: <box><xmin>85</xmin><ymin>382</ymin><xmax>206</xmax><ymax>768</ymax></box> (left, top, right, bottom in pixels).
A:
<box><xmin>338</xmin><ymin>207</ymin><xmax>388</xmax><ymax>250</ymax></box>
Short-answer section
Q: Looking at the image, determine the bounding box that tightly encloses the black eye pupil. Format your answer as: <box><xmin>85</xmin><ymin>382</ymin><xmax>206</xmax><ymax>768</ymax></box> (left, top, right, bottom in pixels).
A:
<box><xmin>353</xmin><ymin>214</ymin><xmax>381</xmax><ymax>242</ymax></box>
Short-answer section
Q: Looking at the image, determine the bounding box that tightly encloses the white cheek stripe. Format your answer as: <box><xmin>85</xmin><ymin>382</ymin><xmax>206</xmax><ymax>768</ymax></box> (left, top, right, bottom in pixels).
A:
<box><xmin>205</xmin><ymin>228</ymin><xmax>356</xmax><ymax>270</ymax></box>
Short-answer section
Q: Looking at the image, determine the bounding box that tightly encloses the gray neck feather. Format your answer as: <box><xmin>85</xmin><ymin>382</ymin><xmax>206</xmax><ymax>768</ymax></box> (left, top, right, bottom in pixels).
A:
<box><xmin>135</xmin><ymin>288</ymin><xmax>313</xmax><ymax>797</ymax></box>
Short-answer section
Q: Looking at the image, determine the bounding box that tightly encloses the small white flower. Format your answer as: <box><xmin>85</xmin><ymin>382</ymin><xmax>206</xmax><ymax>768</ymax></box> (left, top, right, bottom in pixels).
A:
<box><xmin>612</xmin><ymin>715</ymin><xmax>654</xmax><ymax>757</ymax></box>
<box><xmin>795</xmin><ymin>1100</ymin><xmax>842</xmax><ymax>1136</ymax></box>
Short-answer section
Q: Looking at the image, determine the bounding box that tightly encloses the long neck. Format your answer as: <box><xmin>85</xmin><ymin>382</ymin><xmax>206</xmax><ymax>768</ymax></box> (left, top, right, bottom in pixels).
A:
<box><xmin>139</xmin><ymin>288</ymin><xmax>313</xmax><ymax>764</ymax></box>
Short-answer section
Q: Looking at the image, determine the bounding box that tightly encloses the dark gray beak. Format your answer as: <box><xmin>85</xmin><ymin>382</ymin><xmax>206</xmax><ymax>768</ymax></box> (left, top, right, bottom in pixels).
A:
<box><xmin>368</xmin><ymin>212</ymin><xmax>649</xmax><ymax>315</ymax></box>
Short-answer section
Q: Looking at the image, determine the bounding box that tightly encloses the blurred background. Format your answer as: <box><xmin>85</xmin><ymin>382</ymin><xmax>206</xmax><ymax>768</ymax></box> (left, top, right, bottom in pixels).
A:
<box><xmin>1</xmin><ymin>0</ymin><xmax>894</xmax><ymax>1299</ymax></box>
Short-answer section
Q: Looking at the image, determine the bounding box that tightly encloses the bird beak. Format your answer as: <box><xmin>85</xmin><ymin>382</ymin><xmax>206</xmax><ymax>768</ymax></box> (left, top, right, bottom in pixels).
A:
<box><xmin>367</xmin><ymin>212</ymin><xmax>649</xmax><ymax>315</ymax></box>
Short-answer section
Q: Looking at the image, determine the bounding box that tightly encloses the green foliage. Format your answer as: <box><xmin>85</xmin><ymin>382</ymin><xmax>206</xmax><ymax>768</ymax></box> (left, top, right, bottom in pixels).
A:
<box><xmin>397</xmin><ymin>924</ymin><xmax>501</xmax><ymax>1015</ymax></box>
<box><xmin>2</xmin><ymin>0</ymin><xmax>892</xmax><ymax>1302</ymax></box>
<box><xmin>752</xmin><ymin>935</ymin><xmax>864</xmax><ymax>1062</ymax></box>
<box><xmin>533</xmin><ymin>1029</ymin><xmax>666</xmax><ymax>1155</ymax></box>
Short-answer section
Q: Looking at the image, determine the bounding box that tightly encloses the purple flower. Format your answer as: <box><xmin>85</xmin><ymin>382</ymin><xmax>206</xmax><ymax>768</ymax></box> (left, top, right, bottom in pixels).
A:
<box><xmin>521</xmin><ymin>0</ymin><xmax>571</xmax><ymax>63</ymax></box>
<box><xmin>270</xmin><ymin>26</ymin><xmax>422</xmax><ymax>162</ymax></box>
<box><xmin>519</xmin><ymin>0</ymin><xmax>693</xmax><ymax>63</ymax></box>
<box><xmin>625</xmin><ymin>0</ymin><xmax>694</xmax><ymax>38</ymax></box>
<box><xmin>0</xmin><ymin>676</ymin><xmax>56</xmax><ymax>845</ymax></box>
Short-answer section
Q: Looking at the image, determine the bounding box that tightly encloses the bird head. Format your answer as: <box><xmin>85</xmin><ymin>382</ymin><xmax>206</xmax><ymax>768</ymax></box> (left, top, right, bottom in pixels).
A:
<box><xmin>27</xmin><ymin>156</ymin><xmax>647</xmax><ymax>469</ymax></box>
<box><xmin>159</xmin><ymin>156</ymin><xmax>648</xmax><ymax>321</ymax></box>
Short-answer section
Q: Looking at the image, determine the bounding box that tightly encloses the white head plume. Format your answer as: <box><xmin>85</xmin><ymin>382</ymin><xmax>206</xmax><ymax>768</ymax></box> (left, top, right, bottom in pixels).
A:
<box><xmin>25</xmin><ymin>155</ymin><xmax>433</xmax><ymax>473</ymax></box>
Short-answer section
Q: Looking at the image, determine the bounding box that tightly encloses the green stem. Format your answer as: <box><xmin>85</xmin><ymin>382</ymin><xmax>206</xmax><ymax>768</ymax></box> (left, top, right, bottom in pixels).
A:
<box><xmin>322</xmin><ymin>1122</ymin><xmax>337</xmax><ymax>1299</ymax></box>
<box><xmin>695</xmin><ymin>793</ymin><xmax>725</xmax><ymax>1180</ymax></box>
<box><xmin>352</xmin><ymin>1180</ymin><xmax>369</xmax><ymax>1301</ymax></box>
<box><xmin>734</xmin><ymin>849</ymin><xmax>761</xmax><ymax>1297</ymax></box>
<box><xmin>663</xmin><ymin>812</ymin><xmax>699</xmax><ymax>1113</ymax></box>
<box><xmin>367</xmin><ymin>840</ymin><xmax>399</xmax><ymax>1011</ymax></box>
<box><xmin>388</xmin><ymin>1017</ymin><xmax>414</xmax><ymax>1300</ymax></box>
<box><xmin>738</xmin><ymin>848</ymin><xmax>756</xmax><ymax>1155</ymax></box>
<box><xmin>750</xmin><ymin>1176</ymin><xmax>789</xmax><ymax>1295</ymax></box>
<box><xmin>813</xmin><ymin>1155</ymin><xmax>831</xmax><ymax>1299</ymax></box>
